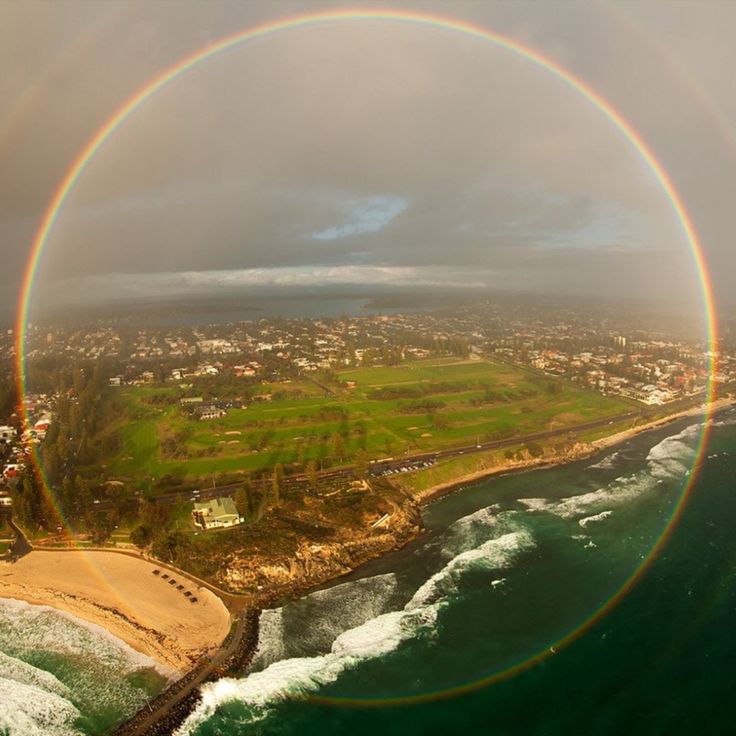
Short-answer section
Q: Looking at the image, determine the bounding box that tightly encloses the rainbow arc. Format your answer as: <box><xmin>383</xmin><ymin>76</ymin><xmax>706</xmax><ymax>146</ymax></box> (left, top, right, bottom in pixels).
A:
<box><xmin>14</xmin><ymin>9</ymin><xmax>719</xmax><ymax>702</ymax></box>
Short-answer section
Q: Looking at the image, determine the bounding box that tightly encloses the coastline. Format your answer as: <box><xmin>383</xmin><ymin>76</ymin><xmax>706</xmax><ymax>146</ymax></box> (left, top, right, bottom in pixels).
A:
<box><xmin>4</xmin><ymin>397</ymin><xmax>733</xmax><ymax>735</ymax></box>
<box><xmin>3</xmin><ymin>398</ymin><xmax>732</xmax><ymax>694</ymax></box>
<box><xmin>0</xmin><ymin>549</ymin><xmax>231</xmax><ymax>673</ymax></box>
<box><xmin>411</xmin><ymin>397</ymin><xmax>736</xmax><ymax>505</ymax></box>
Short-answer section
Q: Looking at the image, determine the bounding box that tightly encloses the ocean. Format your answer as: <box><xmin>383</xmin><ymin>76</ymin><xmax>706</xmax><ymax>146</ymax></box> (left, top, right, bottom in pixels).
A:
<box><xmin>0</xmin><ymin>599</ymin><xmax>169</xmax><ymax>735</ymax></box>
<box><xmin>3</xmin><ymin>408</ymin><xmax>735</xmax><ymax>735</ymax></box>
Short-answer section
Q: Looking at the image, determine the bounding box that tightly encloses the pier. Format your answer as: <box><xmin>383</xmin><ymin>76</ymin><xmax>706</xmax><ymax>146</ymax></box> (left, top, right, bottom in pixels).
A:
<box><xmin>112</xmin><ymin>608</ymin><xmax>260</xmax><ymax>736</ymax></box>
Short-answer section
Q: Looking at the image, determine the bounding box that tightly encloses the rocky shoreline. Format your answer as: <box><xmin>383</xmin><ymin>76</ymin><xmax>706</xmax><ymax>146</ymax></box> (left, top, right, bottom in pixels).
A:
<box><xmin>215</xmin><ymin>494</ymin><xmax>424</xmax><ymax>606</ymax></box>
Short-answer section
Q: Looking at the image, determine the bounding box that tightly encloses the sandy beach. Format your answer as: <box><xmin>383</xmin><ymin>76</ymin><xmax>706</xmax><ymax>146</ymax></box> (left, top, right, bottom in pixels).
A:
<box><xmin>0</xmin><ymin>550</ymin><xmax>231</xmax><ymax>673</ymax></box>
<box><xmin>589</xmin><ymin>398</ymin><xmax>734</xmax><ymax>450</ymax></box>
<box><xmin>414</xmin><ymin>397</ymin><xmax>736</xmax><ymax>504</ymax></box>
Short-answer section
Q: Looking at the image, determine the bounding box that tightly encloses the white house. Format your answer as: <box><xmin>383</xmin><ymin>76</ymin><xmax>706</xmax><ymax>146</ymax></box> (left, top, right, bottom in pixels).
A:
<box><xmin>192</xmin><ymin>497</ymin><xmax>243</xmax><ymax>530</ymax></box>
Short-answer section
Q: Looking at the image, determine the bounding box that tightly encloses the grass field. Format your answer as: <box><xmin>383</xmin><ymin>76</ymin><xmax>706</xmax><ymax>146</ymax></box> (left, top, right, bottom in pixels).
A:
<box><xmin>98</xmin><ymin>358</ymin><xmax>631</xmax><ymax>483</ymax></box>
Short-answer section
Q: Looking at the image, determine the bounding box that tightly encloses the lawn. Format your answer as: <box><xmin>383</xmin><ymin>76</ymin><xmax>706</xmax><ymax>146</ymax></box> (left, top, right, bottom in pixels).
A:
<box><xmin>99</xmin><ymin>358</ymin><xmax>631</xmax><ymax>484</ymax></box>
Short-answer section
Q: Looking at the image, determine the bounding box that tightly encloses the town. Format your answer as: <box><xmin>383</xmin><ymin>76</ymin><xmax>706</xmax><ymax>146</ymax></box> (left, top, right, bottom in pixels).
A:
<box><xmin>3</xmin><ymin>299</ymin><xmax>734</xmax><ymax>406</ymax></box>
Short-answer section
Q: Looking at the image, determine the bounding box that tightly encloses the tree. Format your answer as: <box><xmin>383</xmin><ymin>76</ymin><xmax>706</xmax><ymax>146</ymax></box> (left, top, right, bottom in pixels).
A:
<box><xmin>354</xmin><ymin>449</ymin><xmax>369</xmax><ymax>479</ymax></box>
<box><xmin>331</xmin><ymin>432</ymin><xmax>346</xmax><ymax>461</ymax></box>
<box><xmin>525</xmin><ymin>442</ymin><xmax>544</xmax><ymax>458</ymax></box>
<box><xmin>305</xmin><ymin>460</ymin><xmax>318</xmax><ymax>491</ymax></box>
<box><xmin>151</xmin><ymin>531</ymin><xmax>191</xmax><ymax>564</ymax></box>
<box><xmin>234</xmin><ymin>485</ymin><xmax>251</xmax><ymax>517</ymax></box>
<box><xmin>271</xmin><ymin>463</ymin><xmax>284</xmax><ymax>505</ymax></box>
<box><xmin>139</xmin><ymin>498</ymin><xmax>172</xmax><ymax>530</ymax></box>
<box><xmin>88</xmin><ymin>512</ymin><xmax>114</xmax><ymax>546</ymax></box>
<box><xmin>130</xmin><ymin>525</ymin><xmax>153</xmax><ymax>549</ymax></box>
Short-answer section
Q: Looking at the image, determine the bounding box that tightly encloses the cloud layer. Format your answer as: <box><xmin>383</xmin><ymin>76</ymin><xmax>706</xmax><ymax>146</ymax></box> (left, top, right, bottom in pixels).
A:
<box><xmin>2</xmin><ymin>2</ymin><xmax>734</xmax><ymax>314</ymax></box>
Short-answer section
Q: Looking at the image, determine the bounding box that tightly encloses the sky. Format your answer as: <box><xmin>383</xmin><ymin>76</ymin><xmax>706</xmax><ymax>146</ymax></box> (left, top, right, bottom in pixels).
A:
<box><xmin>2</xmin><ymin>1</ymin><xmax>735</xmax><ymax>317</ymax></box>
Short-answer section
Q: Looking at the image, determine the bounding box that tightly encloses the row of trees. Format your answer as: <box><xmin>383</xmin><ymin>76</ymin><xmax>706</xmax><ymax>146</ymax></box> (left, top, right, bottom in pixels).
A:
<box><xmin>10</xmin><ymin>359</ymin><xmax>115</xmax><ymax>533</ymax></box>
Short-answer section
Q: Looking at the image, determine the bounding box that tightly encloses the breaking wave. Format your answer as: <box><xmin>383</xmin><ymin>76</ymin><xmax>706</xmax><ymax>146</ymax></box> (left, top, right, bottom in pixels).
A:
<box><xmin>589</xmin><ymin>451</ymin><xmax>620</xmax><ymax>470</ymax></box>
<box><xmin>178</xmin><ymin>605</ymin><xmax>439</xmax><ymax>733</ymax></box>
<box><xmin>0</xmin><ymin>597</ymin><xmax>171</xmax><ymax>678</ymax></box>
<box><xmin>407</xmin><ymin>529</ymin><xmax>535</xmax><ymax>610</ymax></box>
<box><xmin>178</xmin><ymin>511</ymin><xmax>535</xmax><ymax>734</ymax></box>
<box><xmin>579</xmin><ymin>511</ymin><xmax>613</xmax><ymax>527</ymax></box>
<box><xmin>439</xmin><ymin>505</ymin><xmax>504</xmax><ymax>557</ymax></box>
<box><xmin>0</xmin><ymin>678</ymin><xmax>81</xmax><ymax>736</ymax></box>
<box><xmin>250</xmin><ymin>572</ymin><xmax>401</xmax><ymax>671</ymax></box>
<box><xmin>519</xmin><ymin>423</ymin><xmax>700</xmax><ymax>521</ymax></box>
<box><xmin>0</xmin><ymin>598</ymin><xmax>168</xmax><ymax>735</ymax></box>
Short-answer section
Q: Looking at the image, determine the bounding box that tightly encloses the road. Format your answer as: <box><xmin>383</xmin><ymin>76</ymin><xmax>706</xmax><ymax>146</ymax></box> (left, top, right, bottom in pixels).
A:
<box><xmin>99</xmin><ymin>408</ymin><xmax>638</xmax><ymax>511</ymax></box>
<box><xmin>92</xmin><ymin>395</ymin><xmax>711</xmax><ymax>512</ymax></box>
<box><xmin>5</xmin><ymin>515</ymin><xmax>32</xmax><ymax>560</ymax></box>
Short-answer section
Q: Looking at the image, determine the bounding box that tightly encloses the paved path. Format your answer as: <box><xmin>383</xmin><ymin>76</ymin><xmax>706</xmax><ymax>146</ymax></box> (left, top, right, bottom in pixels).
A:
<box><xmin>7</xmin><ymin>516</ymin><xmax>32</xmax><ymax>560</ymax></box>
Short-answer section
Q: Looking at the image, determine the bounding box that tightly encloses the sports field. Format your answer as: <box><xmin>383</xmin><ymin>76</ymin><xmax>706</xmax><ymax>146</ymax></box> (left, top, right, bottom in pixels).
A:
<box><xmin>100</xmin><ymin>358</ymin><xmax>631</xmax><ymax>482</ymax></box>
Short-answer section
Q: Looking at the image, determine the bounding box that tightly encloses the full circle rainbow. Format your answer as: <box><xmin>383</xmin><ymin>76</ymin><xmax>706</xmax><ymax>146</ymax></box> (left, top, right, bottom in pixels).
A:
<box><xmin>14</xmin><ymin>8</ymin><xmax>720</xmax><ymax>706</ymax></box>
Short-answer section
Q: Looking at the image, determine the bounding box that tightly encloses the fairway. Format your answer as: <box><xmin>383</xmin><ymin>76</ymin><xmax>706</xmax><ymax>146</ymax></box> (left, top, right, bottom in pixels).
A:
<box><xmin>100</xmin><ymin>358</ymin><xmax>631</xmax><ymax>482</ymax></box>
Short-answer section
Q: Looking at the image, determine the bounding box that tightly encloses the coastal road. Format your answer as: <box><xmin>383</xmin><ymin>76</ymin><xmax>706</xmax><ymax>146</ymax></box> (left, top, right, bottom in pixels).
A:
<box><xmin>92</xmin><ymin>396</ymin><xmax>711</xmax><ymax>512</ymax></box>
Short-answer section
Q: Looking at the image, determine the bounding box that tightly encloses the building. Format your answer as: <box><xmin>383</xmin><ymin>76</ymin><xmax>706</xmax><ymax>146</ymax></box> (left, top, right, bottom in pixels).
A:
<box><xmin>192</xmin><ymin>497</ymin><xmax>243</xmax><ymax>530</ymax></box>
<box><xmin>196</xmin><ymin>406</ymin><xmax>227</xmax><ymax>421</ymax></box>
<box><xmin>34</xmin><ymin>417</ymin><xmax>51</xmax><ymax>433</ymax></box>
<box><xmin>0</xmin><ymin>426</ymin><xmax>16</xmax><ymax>444</ymax></box>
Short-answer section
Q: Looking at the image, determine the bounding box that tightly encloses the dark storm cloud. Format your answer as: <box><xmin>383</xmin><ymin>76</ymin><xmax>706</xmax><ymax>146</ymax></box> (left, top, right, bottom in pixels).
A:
<box><xmin>1</xmin><ymin>1</ymin><xmax>735</xmax><ymax>313</ymax></box>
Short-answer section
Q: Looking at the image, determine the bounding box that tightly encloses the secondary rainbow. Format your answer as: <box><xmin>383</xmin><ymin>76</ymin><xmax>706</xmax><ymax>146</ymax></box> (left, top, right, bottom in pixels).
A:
<box><xmin>14</xmin><ymin>7</ymin><xmax>720</xmax><ymax>701</ymax></box>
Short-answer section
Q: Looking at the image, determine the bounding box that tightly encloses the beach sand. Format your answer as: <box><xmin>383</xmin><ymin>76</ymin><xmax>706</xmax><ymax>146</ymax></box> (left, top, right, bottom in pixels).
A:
<box><xmin>589</xmin><ymin>398</ymin><xmax>733</xmax><ymax>450</ymax></box>
<box><xmin>0</xmin><ymin>550</ymin><xmax>231</xmax><ymax>673</ymax></box>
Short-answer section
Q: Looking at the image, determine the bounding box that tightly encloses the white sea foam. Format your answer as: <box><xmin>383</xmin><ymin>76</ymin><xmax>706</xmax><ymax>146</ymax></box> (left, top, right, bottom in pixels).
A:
<box><xmin>520</xmin><ymin>423</ymin><xmax>700</xmax><ymax>521</ymax></box>
<box><xmin>330</xmin><ymin>606</ymin><xmax>438</xmax><ymax>658</ymax></box>
<box><xmin>250</xmin><ymin>573</ymin><xmax>400</xmax><ymax>671</ymax></box>
<box><xmin>0</xmin><ymin>597</ymin><xmax>172</xmax><ymax>678</ymax></box>
<box><xmin>178</xmin><ymin>520</ymin><xmax>535</xmax><ymax>734</ymax></box>
<box><xmin>440</xmin><ymin>506</ymin><xmax>503</xmax><ymax>554</ymax></box>
<box><xmin>249</xmin><ymin>608</ymin><xmax>287</xmax><ymax>672</ymax></box>
<box><xmin>713</xmin><ymin>416</ymin><xmax>736</xmax><ymax>428</ymax></box>
<box><xmin>406</xmin><ymin>529</ymin><xmax>535</xmax><ymax>610</ymax></box>
<box><xmin>579</xmin><ymin>510</ymin><xmax>613</xmax><ymax>527</ymax></box>
<box><xmin>645</xmin><ymin>427</ymin><xmax>697</xmax><ymax>481</ymax></box>
<box><xmin>0</xmin><ymin>679</ymin><xmax>81</xmax><ymax>736</ymax></box>
<box><xmin>0</xmin><ymin>651</ymin><xmax>72</xmax><ymax>700</ymax></box>
<box><xmin>0</xmin><ymin>597</ymin><xmax>170</xmax><ymax>733</ymax></box>
<box><xmin>589</xmin><ymin>451</ymin><xmax>620</xmax><ymax>470</ymax></box>
<box><xmin>177</xmin><ymin>605</ymin><xmax>439</xmax><ymax>733</ymax></box>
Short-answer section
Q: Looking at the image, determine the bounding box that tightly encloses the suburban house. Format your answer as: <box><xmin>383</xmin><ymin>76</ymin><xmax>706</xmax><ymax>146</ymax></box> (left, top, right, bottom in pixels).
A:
<box><xmin>2</xmin><ymin>464</ymin><xmax>20</xmax><ymax>479</ymax></box>
<box><xmin>191</xmin><ymin>497</ymin><xmax>243</xmax><ymax>530</ymax></box>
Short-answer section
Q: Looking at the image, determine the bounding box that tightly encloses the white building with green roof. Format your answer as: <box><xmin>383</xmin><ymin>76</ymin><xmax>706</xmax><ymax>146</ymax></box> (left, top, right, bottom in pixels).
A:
<box><xmin>192</xmin><ymin>496</ymin><xmax>243</xmax><ymax>530</ymax></box>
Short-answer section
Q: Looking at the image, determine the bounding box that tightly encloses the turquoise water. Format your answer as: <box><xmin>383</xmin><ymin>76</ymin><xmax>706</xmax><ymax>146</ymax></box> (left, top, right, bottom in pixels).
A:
<box><xmin>4</xmin><ymin>410</ymin><xmax>734</xmax><ymax>735</ymax></box>
<box><xmin>0</xmin><ymin>599</ymin><xmax>169</xmax><ymax>735</ymax></box>
<box><xmin>178</xmin><ymin>409</ymin><xmax>736</xmax><ymax>735</ymax></box>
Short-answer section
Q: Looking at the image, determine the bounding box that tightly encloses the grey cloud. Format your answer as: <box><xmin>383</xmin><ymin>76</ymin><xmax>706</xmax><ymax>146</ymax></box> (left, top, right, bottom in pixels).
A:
<box><xmin>2</xmin><ymin>0</ymin><xmax>735</xmax><ymax>313</ymax></box>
